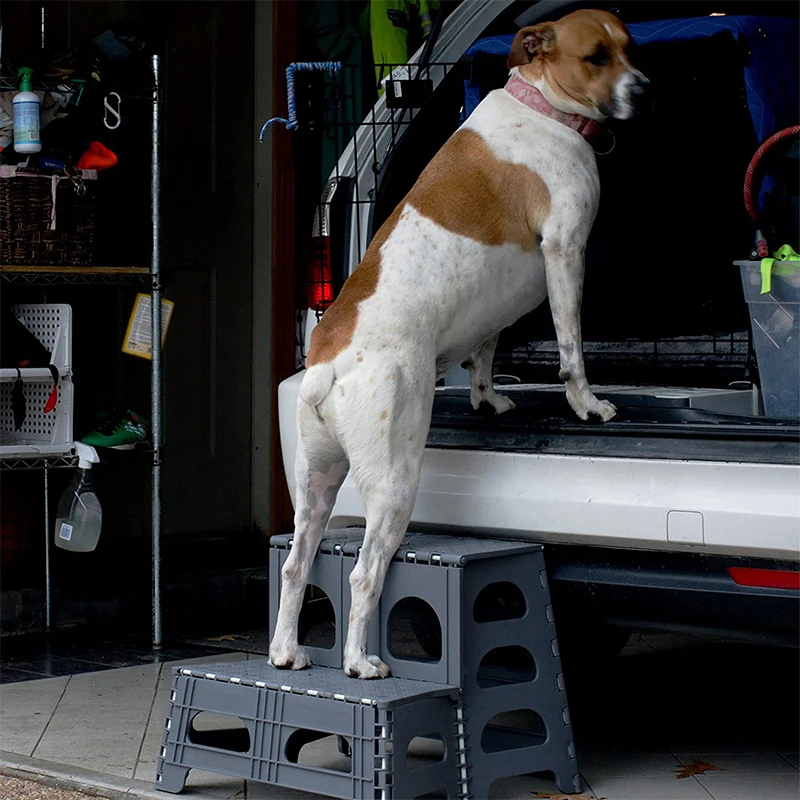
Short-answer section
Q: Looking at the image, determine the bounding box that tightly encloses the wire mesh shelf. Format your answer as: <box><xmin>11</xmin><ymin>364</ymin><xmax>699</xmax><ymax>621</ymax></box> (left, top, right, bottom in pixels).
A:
<box><xmin>0</xmin><ymin>453</ymin><xmax>78</xmax><ymax>471</ymax></box>
<box><xmin>1</xmin><ymin>266</ymin><xmax>152</xmax><ymax>287</ymax></box>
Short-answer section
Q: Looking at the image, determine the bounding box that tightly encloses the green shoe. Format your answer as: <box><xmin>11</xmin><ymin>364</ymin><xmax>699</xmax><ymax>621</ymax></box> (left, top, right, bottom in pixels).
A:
<box><xmin>81</xmin><ymin>409</ymin><xmax>148</xmax><ymax>450</ymax></box>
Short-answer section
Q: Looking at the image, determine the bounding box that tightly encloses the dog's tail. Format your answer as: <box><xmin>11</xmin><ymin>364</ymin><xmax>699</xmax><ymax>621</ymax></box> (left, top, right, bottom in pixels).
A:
<box><xmin>299</xmin><ymin>362</ymin><xmax>336</xmax><ymax>410</ymax></box>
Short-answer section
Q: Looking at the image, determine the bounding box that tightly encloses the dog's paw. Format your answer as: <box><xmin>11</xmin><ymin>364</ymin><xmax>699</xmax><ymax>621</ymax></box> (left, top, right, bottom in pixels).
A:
<box><xmin>471</xmin><ymin>389</ymin><xmax>517</xmax><ymax>416</ymax></box>
<box><xmin>593</xmin><ymin>398</ymin><xmax>617</xmax><ymax>422</ymax></box>
<box><xmin>269</xmin><ymin>643</ymin><xmax>311</xmax><ymax>671</ymax></box>
<box><xmin>489</xmin><ymin>393</ymin><xmax>517</xmax><ymax>415</ymax></box>
<box><xmin>344</xmin><ymin>654</ymin><xmax>391</xmax><ymax>680</ymax></box>
<box><xmin>567</xmin><ymin>387</ymin><xmax>617</xmax><ymax>422</ymax></box>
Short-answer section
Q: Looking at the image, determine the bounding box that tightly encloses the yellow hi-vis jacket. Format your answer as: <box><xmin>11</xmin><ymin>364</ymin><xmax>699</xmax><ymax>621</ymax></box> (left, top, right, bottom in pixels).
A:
<box><xmin>371</xmin><ymin>0</ymin><xmax>440</xmax><ymax>90</ymax></box>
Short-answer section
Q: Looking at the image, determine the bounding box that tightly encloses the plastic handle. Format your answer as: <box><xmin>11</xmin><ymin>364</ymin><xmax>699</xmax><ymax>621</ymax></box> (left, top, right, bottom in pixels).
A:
<box><xmin>75</xmin><ymin>441</ymin><xmax>100</xmax><ymax>470</ymax></box>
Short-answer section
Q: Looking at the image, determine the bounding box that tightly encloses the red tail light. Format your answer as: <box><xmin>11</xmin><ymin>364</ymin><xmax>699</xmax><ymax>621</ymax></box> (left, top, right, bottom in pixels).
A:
<box><xmin>728</xmin><ymin>567</ymin><xmax>800</xmax><ymax>590</ymax></box>
<box><xmin>307</xmin><ymin>235</ymin><xmax>335</xmax><ymax>312</ymax></box>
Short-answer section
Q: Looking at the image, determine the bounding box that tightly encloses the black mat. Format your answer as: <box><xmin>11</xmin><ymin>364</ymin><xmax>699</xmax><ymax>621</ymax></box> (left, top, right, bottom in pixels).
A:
<box><xmin>0</xmin><ymin>630</ymin><xmax>243</xmax><ymax>684</ymax></box>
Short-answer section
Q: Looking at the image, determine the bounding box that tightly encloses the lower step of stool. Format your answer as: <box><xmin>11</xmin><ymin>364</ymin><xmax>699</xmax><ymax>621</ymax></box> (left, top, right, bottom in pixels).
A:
<box><xmin>156</xmin><ymin>659</ymin><xmax>463</xmax><ymax>800</ymax></box>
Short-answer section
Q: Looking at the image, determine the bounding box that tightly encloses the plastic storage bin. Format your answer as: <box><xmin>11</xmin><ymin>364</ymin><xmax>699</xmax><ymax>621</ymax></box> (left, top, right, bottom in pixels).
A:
<box><xmin>0</xmin><ymin>304</ymin><xmax>74</xmax><ymax>457</ymax></box>
<box><xmin>737</xmin><ymin>260</ymin><xmax>799</xmax><ymax>418</ymax></box>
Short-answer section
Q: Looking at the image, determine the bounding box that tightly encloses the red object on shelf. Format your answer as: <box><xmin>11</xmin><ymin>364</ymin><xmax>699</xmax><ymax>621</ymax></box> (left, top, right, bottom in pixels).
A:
<box><xmin>77</xmin><ymin>141</ymin><xmax>118</xmax><ymax>171</ymax></box>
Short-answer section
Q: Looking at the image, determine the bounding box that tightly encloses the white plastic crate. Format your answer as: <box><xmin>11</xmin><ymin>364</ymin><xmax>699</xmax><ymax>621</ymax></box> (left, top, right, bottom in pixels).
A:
<box><xmin>0</xmin><ymin>304</ymin><xmax>74</xmax><ymax>457</ymax></box>
<box><xmin>3</xmin><ymin>303</ymin><xmax>72</xmax><ymax>373</ymax></box>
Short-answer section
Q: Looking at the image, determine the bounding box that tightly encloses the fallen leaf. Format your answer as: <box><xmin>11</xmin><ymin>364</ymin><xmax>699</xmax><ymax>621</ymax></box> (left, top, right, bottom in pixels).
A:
<box><xmin>207</xmin><ymin>634</ymin><xmax>252</xmax><ymax>642</ymax></box>
<box><xmin>676</xmin><ymin>758</ymin><xmax>723</xmax><ymax>778</ymax></box>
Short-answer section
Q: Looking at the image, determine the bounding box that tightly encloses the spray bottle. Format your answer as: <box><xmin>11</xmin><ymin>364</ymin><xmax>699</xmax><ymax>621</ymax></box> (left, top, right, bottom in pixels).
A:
<box><xmin>55</xmin><ymin>443</ymin><xmax>103</xmax><ymax>552</ymax></box>
<box><xmin>13</xmin><ymin>67</ymin><xmax>42</xmax><ymax>154</ymax></box>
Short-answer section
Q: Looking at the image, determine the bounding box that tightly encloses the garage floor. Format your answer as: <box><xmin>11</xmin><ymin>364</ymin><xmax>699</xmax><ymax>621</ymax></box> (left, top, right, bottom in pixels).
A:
<box><xmin>1</xmin><ymin>634</ymin><xmax>798</xmax><ymax>800</ymax></box>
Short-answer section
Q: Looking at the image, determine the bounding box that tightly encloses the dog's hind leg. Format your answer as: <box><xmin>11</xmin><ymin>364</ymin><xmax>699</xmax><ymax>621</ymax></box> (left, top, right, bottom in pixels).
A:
<box><xmin>270</xmin><ymin>399</ymin><xmax>348</xmax><ymax>670</ymax></box>
<box><xmin>338</xmin><ymin>360</ymin><xmax>434</xmax><ymax>679</ymax></box>
<box><xmin>464</xmin><ymin>334</ymin><xmax>516</xmax><ymax>415</ymax></box>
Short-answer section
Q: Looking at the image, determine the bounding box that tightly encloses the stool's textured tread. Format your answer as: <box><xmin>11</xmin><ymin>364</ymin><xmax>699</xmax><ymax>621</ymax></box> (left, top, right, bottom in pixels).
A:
<box><xmin>176</xmin><ymin>659</ymin><xmax>458</xmax><ymax>708</ymax></box>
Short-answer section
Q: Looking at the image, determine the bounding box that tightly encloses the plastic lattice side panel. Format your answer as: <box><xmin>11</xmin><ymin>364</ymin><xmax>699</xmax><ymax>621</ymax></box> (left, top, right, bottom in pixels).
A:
<box><xmin>156</xmin><ymin>660</ymin><xmax>461</xmax><ymax>800</ymax></box>
<box><xmin>0</xmin><ymin>304</ymin><xmax>74</xmax><ymax>457</ymax></box>
<box><xmin>8</xmin><ymin>304</ymin><xmax>73</xmax><ymax>372</ymax></box>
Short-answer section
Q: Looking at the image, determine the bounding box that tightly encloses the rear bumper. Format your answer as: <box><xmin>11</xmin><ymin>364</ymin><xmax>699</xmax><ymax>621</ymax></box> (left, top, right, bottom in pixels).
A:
<box><xmin>331</xmin><ymin>448</ymin><xmax>799</xmax><ymax>560</ymax></box>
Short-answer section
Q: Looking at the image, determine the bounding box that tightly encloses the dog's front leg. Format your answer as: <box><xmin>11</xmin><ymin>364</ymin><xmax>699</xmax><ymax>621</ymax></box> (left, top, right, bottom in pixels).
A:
<box><xmin>542</xmin><ymin>240</ymin><xmax>616</xmax><ymax>421</ymax></box>
<box><xmin>464</xmin><ymin>335</ymin><xmax>516</xmax><ymax>415</ymax></box>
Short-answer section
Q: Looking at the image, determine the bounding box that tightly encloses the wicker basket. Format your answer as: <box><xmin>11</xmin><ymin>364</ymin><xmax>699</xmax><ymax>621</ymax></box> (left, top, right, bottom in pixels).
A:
<box><xmin>0</xmin><ymin>165</ymin><xmax>97</xmax><ymax>266</ymax></box>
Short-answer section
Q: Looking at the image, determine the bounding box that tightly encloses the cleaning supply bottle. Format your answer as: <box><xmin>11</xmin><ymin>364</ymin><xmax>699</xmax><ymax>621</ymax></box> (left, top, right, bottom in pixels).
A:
<box><xmin>13</xmin><ymin>67</ymin><xmax>42</xmax><ymax>154</ymax></box>
<box><xmin>54</xmin><ymin>443</ymin><xmax>102</xmax><ymax>552</ymax></box>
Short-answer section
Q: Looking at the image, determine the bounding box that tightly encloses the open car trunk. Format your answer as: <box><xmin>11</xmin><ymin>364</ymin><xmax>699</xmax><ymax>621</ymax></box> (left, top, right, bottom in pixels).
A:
<box><xmin>398</xmin><ymin>30</ymin><xmax>793</xmax><ymax>444</ymax></box>
<box><xmin>300</xmin><ymin>8</ymin><xmax>799</xmax><ymax>458</ymax></box>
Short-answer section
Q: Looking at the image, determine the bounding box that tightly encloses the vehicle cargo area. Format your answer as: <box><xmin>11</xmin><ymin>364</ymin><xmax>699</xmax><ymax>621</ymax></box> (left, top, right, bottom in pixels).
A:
<box><xmin>297</xmin><ymin>3</ymin><xmax>799</xmax><ymax>455</ymax></box>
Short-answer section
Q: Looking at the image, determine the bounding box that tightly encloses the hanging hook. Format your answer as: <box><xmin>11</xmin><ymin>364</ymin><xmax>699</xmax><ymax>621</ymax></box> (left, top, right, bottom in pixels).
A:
<box><xmin>259</xmin><ymin>61</ymin><xmax>342</xmax><ymax>140</ymax></box>
<box><xmin>103</xmin><ymin>91</ymin><xmax>122</xmax><ymax>130</ymax></box>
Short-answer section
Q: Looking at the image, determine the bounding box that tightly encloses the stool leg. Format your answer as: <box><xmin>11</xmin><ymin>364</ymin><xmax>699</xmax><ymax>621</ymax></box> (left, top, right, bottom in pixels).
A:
<box><xmin>156</xmin><ymin>763</ymin><xmax>190</xmax><ymax>794</ymax></box>
<box><xmin>556</xmin><ymin>770</ymin><xmax>583</xmax><ymax>794</ymax></box>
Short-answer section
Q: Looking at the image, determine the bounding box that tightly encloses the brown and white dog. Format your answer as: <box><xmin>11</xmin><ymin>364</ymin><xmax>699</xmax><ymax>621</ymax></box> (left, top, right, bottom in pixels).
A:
<box><xmin>271</xmin><ymin>9</ymin><xmax>650</xmax><ymax>678</ymax></box>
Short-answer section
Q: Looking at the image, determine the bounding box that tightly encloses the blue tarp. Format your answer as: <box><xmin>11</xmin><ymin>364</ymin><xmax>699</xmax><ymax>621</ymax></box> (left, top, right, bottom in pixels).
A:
<box><xmin>463</xmin><ymin>16</ymin><xmax>799</xmax><ymax>144</ymax></box>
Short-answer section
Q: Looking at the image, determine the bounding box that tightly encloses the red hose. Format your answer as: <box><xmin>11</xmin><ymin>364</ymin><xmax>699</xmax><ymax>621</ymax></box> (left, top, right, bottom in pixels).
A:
<box><xmin>743</xmin><ymin>125</ymin><xmax>800</xmax><ymax>220</ymax></box>
<box><xmin>743</xmin><ymin>125</ymin><xmax>800</xmax><ymax>257</ymax></box>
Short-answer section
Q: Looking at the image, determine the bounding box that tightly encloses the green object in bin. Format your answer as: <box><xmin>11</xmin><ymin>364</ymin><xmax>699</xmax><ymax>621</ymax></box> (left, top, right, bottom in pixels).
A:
<box><xmin>761</xmin><ymin>244</ymin><xmax>800</xmax><ymax>294</ymax></box>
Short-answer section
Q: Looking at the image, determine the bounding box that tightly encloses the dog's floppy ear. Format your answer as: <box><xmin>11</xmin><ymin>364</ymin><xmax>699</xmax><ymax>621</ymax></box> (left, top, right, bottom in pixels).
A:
<box><xmin>507</xmin><ymin>23</ymin><xmax>557</xmax><ymax>68</ymax></box>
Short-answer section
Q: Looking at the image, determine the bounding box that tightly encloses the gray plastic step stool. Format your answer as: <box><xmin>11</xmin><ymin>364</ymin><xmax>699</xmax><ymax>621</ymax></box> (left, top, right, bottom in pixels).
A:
<box><xmin>156</xmin><ymin>660</ymin><xmax>462</xmax><ymax>799</ymax></box>
<box><xmin>270</xmin><ymin>530</ymin><xmax>581</xmax><ymax>797</ymax></box>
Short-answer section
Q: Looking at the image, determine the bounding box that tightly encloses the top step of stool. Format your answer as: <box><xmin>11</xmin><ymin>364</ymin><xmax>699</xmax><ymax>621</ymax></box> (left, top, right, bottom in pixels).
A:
<box><xmin>175</xmin><ymin>660</ymin><xmax>457</xmax><ymax>709</ymax></box>
<box><xmin>270</xmin><ymin>529</ymin><xmax>553</xmax><ymax>685</ymax></box>
<box><xmin>270</xmin><ymin>530</ymin><xmax>542</xmax><ymax>566</ymax></box>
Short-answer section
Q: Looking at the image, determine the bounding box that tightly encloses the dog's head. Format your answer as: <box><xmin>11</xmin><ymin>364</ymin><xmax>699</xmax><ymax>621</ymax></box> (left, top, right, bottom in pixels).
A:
<box><xmin>508</xmin><ymin>9</ymin><xmax>651</xmax><ymax>120</ymax></box>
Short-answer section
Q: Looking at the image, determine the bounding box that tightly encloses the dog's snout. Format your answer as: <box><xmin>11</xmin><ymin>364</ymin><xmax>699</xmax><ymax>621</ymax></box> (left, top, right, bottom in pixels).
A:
<box><xmin>611</xmin><ymin>70</ymin><xmax>653</xmax><ymax>119</ymax></box>
<box><xmin>630</xmin><ymin>75</ymin><xmax>653</xmax><ymax>112</ymax></box>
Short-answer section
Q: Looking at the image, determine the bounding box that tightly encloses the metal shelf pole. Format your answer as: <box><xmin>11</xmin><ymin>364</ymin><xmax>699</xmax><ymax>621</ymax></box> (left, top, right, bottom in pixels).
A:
<box><xmin>44</xmin><ymin>466</ymin><xmax>51</xmax><ymax>631</ymax></box>
<box><xmin>151</xmin><ymin>54</ymin><xmax>163</xmax><ymax>649</ymax></box>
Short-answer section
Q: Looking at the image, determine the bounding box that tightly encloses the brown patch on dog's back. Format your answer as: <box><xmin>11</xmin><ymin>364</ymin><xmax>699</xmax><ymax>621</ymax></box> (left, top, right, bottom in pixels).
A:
<box><xmin>306</xmin><ymin>130</ymin><xmax>550</xmax><ymax>366</ymax></box>
<box><xmin>407</xmin><ymin>129</ymin><xmax>550</xmax><ymax>250</ymax></box>
<box><xmin>306</xmin><ymin>206</ymin><xmax>402</xmax><ymax>366</ymax></box>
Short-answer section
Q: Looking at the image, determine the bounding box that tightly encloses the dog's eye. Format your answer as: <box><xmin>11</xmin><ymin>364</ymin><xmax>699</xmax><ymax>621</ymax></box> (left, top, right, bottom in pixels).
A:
<box><xmin>584</xmin><ymin>48</ymin><xmax>609</xmax><ymax>67</ymax></box>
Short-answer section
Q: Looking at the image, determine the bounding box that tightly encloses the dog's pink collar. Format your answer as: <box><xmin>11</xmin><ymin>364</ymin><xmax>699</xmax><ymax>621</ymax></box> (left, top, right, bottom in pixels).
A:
<box><xmin>504</xmin><ymin>72</ymin><xmax>604</xmax><ymax>145</ymax></box>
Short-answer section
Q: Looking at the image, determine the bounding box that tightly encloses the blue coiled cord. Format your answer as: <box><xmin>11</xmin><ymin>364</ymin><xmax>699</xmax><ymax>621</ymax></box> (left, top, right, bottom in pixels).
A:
<box><xmin>259</xmin><ymin>61</ymin><xmax>343</xmax><ymax>140</ymax></box>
